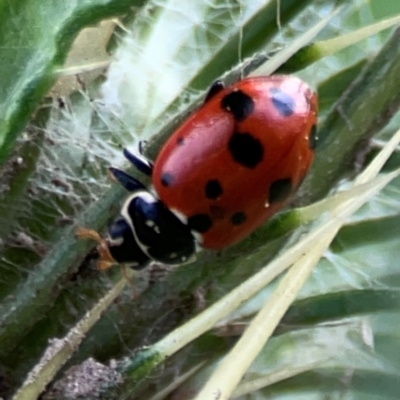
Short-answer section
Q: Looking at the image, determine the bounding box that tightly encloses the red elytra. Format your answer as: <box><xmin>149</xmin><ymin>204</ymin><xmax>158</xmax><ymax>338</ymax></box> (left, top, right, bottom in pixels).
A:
<box><xmin>152</xmin><ymin>75</ymin><xmax>317</xmax><ymax>249</ymax></box>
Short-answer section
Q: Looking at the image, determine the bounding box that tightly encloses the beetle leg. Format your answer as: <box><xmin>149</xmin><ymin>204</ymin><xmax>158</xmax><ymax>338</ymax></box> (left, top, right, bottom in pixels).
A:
<box><xmin>75</xmin><ymin>227</ymin><xmax>116</xmax><ymax>270</ymax></box>
<box><xmin>123</xmin><ymin>146</ymin><xmax>153</xmax><ymax>176</ymax></box>
<box><xmin>108</xmin><ymin>167</ymin><xmax>147</xmax><ymax>192</ymax></box>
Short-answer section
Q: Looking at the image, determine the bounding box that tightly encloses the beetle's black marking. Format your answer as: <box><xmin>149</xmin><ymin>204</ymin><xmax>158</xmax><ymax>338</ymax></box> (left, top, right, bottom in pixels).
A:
<box><xmin>127</xmin><ymin>194</ymin><xmax>196</xmax><ymax>265</ymax></box>
<box><xmin>205</xmin><ymin>179</ymin><xmax>223</xmax><ymax>199</ymax></box>
<box><xmin>231</xmin><ymin>212</ymin><xmax>246</xmax><ymax>225</ymax></box>
<box><xmin>107</xmin><ymin>218</ymin><xmax>150</xmax><ymax>270</ymax></box>
<box><xmin>205</xmin><ymin>80</ymin><xmax>225</xmax><ymax>102</ymax></box>
<box><xmin>108</xmin><ymin>218</ymin><xmax>130</xmax><ymax>239</ymax></box>
<box><xmin>188</xmin><ymin>214</ymin><xmax>213</xmax><ymax>233</ymax></box>
<box><xmin>309</xmin><ymin>124</ymin><xmax>317</xmax><ymax>150</ymax></box>
<box><xmin>221</xmin><ymin>90</ymin><xmax>255</xmax><ymax>121</ymax></box>
<box><xmin>228</xmin><ymin>132</ymin><xmax>264</xmax><ymax>168</ymax></box>
<box><xmin>161</xmin><ymin>172</ymin><xmax>174</xmax><ymax>187</ymax></box>
<box><xmin>269</xmin><ymin>178</ymin><xmax>292</xmax><ymax>204</ymax></box>
<box><xmin>176</xmin><ymin>137</ymin><xmax>185</xmax><ymax>146</ymax></box>
<box><xmin>269</xmin><ymin>88</ymin><xmax>295</xmax><ymax>117</ymax></box>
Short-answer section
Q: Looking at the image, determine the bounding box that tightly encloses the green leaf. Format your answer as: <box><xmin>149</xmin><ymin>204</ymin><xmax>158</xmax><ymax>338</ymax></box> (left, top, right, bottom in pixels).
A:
<box><xmin>279</xmin><ymin>14</ymin><xmax>400</xmax><ymax>72</ymax></box>
<box><xmin>0</xmin><ymin>0</ymin><xmax>147</xmax><ymax>167</ymax></box>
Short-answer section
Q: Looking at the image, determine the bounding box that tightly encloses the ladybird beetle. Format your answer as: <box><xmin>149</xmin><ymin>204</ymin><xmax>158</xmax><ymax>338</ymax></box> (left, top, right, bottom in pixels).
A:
<box><xmin>77</xmin><ymin>75</ymin><xmax>317</xmax><ymax>270</ymax></box>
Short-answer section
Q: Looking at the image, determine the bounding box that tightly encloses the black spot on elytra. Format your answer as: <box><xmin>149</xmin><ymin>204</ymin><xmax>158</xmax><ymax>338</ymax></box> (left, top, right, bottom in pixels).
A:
<box><xmin>228</xmin><ymin>132</ymin><xmax>264</xmax><ymax>169</ymax></box>
<box><xmin>205</xmin><ymin>180</ymin><xmax>223</xmax><ymax>199</ymax></box>
<box><xmin>269</xmin><ymin>178</ymin><xmax>292</xmax><ymax>204</ymax></box>
<box><xmin>221</xmin><ymin>90</ymin><xmax>255</xmax><ymax>121</ymax></box>
<box><xmin>188</xmin><ymin>214</ymin><xmax>213</xmax><ymax>233</ymax></box>
<box><xmin>204</xmin><ymin>80</ymin><xmax>225</xmax><ymax>102</ymax></box>
<box><xmin>176</xmin><ymin>137</ymin><xmax>185</xmax><ymax>146</ymax></box>
<box><xmin>161</xmin><ymin>172</ymin><xmax>174</xmax><ymax>187</ymax></box>
<box><xmin>270</xmin><ymin>88</ymin><xmax>295</xmax><ymax>117</ymax></box>
<box><xmin>231</xmin><ymin>212</ymin><xmax>247</xmax><ymax>225</ymax></box>
<box><xmin>309</xmin><ymin>124</ymin><xmax>317</xmax><ymax>150</ymax></box>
